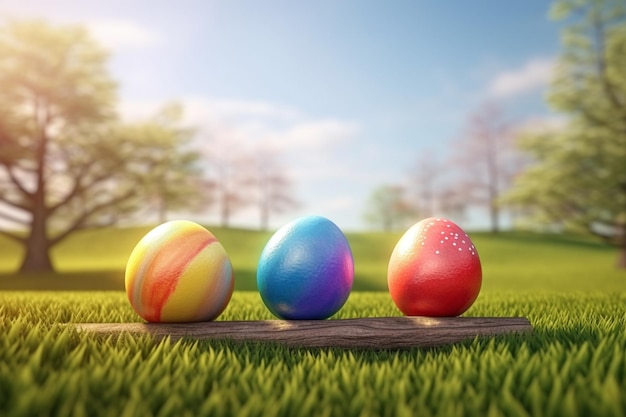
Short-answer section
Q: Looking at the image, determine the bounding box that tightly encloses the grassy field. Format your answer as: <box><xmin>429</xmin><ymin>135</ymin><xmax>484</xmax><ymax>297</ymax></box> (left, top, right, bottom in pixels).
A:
<box><xmin>1</xmin><ymin>225</ymin><xmax>625</xmax><ymax>292</ymax></box>
<box><xmin>1</xmin><ymin>226</ymin><xmax>625</xmax><ymax>416</ymax></box>
<box><xmin>1</xmin><ymin>291</ymin><xmax>625</xmax><ymax>417</ymax></box>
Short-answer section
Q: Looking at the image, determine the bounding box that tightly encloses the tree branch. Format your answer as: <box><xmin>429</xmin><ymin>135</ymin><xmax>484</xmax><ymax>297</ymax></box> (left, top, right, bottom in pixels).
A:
<box><xmin>587</xmin><ymin>224</ymin><xmax>618</xmax><ymax>246</ymax></box>
<box><xmin>49</xmin><ymin>188</ymin><xmax>136</xmax><ymax>247</ymax></box>
<box><xmin>0</xmin><ymin>192</ymin><xmax>30</xmax><ymax>212</ymax></box>
<box><xmin>0</xmin><ymin>162</ymin><xmax>32</xmax><ymax>199</ymax></box>
<box><xmin>73</xmin><ymin>317</ymin><xmax>533</xmax><ymax>349</ymax></box>
<box><xmin>0</xmin><ymin>227</ymin><xmax>25</xmax><ymax>244</ymax></box>
<box><xmin>47</xmin><ymin>165</ymin><xmax>90</xmax><ymax>216</ymax></box>
<box><xmin>48</xmin><ymin>158</ymin><xmax>127</xmax><ymax>216</ymax></box>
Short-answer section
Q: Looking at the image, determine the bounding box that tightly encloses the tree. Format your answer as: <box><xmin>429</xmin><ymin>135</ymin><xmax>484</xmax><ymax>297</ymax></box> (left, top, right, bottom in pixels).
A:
<box><xmin>437</xmin><ymin>186</ymin><xmax>469</xmax><ymax>224</ymax></box>
<box><xmin>363</xmin><ymin>185</ymin><xmax>416</xmax><ymax>232</ymax></box>
<box><xmin>451</xmin><ymin>103</ymin><xmax>521</xmax><ymax>233</ymax></box>
<box><xmin>409</xmin><ymin>151</ymin><xmax>439</xmax><ymax>219</ymax></box>
<box><xmin>138</xmin><ymin>104</ymin><xmax>207</xmax><ymax>223</ymax></box>
<box><xmin>0</xmin><ymin>21</ymin><xmax>203</xmax><ymax>273</ymax></box>
<box><xmin>252</xmin><ymin>149</ymin><xmax>298</xmax><ymax>231</ymax></box>
<box><xmin>505</xmin><ymin>0</ymin><xmax>626</xmax><ymax>267</ymax></box>
<box><xmin>203</xmin><ymin>139</ymin><xmax>252</xmax><ymax>228</ymax></box>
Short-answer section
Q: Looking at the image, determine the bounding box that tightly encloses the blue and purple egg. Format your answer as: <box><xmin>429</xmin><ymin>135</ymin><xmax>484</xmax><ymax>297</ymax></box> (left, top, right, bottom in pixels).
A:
<box><xmin>256</xmin><ymin>216</ymin><xmax>354</xmax><ymax>320</ymax></box>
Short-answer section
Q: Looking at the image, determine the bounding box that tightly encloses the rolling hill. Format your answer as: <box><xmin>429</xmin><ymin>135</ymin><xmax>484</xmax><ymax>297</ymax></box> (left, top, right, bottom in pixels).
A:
<box><xmin>0</xmin><ymin>225</ymin><xmax>624</xmax><ymax>292</ymax></box>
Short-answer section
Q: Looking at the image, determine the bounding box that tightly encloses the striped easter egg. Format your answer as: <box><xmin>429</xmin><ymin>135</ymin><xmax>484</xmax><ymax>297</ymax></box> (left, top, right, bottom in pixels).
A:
<box><xmin>125</xmin><ymin>220</ymin><xmax>234</xmax><ymax>322</ymax></box>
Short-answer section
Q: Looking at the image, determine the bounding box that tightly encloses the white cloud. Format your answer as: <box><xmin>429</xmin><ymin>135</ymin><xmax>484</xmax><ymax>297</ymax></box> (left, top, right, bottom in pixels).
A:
<box><xmin>86</xmin><ymin>19</ymin><xmax>160</xmax><ymax>49</ymax></box>
<box><xmin>487</xmin><ymin>58</ymin><xmax>555</xmax><ymax>99</ymax></box>
<box><xmin>180</xmin><ymin>97</ymin><xmax>301</xmax><ymax>128</ymax></box>
<box><xmin>118</xmin><ymin>96</ymin><xmax>359</xmax><ymax>151</ymax></box>
<box><xmin>116</xmin><ymin>96</ymin><xmax>363</xmax><ymax>229</ymax></box>
<box><xmin>116</xmin><ymin>96</ymin><xmax>362</xmax><ymax>206</ymax></box>
<box><xmin>267</xmin><ymin>119</ymin><xmax>361</xmax><ymax>151</ymax></box>
<box><xmin>116</xmin><ymin>96</ymin><xmax>298</xmax><ymax>128</ymax></box>
<box><xmin>203</xmin><ymin>99</ymin><xmax>301</xmax><ymax>121</ymax></box>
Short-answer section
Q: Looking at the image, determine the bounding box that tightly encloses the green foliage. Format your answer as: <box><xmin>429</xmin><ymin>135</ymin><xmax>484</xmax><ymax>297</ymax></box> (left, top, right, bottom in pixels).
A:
<box><xmin>0</xmin><ymin>291</ymin><xmax>625</xmax><ymax>417</ymax></box>
<box><xmin>0</xmin><ymin>20</ymin><xmax>116</xmax><ymax>125</ymax></box>
<box><xmin>548</xmin><ymin>0</ymin><xmax>626</xmax><ymax>132</ymax></box>
<box><xmin>363</xmin><ymin>185</ymin><xmax>416</xmax><ymax>232</ymax></box>
<box><xmin>505</xmin><ymin>0</ymin><xmax>626</xmax><ymax>254</ymax></box>
<box><xmin>0</xmin><ymin>21</ymin><xmax>204</xmax><ymax>272</ymax></box>
<box><xmin>111</xmin><ymin>104</ymin><xmax>207</xmax><ymax>222</ymax></box>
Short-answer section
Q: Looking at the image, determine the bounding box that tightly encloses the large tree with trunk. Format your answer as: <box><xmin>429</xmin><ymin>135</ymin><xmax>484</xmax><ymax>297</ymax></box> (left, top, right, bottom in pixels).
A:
<box><xmin>505</xmin><ymin>0</ymin><xmax>626</xmax><ymax>268</ymax></box>
<box><xmin>0</xmin><ymin>21</ymin><xmax>203</xmax><ymax>273</ymax></box>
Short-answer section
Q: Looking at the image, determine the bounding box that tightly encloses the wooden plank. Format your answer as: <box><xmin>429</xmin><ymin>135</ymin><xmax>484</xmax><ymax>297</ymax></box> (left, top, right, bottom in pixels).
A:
<box><xmin>74</xmin><ymin>317</ymin><xmax>532</xmax><ymax>349</ymax></box>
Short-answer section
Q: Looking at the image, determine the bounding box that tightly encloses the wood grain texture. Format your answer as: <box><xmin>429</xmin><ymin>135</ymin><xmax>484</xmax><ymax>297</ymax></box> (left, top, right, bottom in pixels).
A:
<box><xmin>74</xmin><ymin>317</ymin><xmax>532</xmax><ymax>349</ymax></box>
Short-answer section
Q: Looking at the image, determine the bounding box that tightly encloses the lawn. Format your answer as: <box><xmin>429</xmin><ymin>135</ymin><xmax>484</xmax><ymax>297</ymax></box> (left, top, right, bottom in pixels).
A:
<box><xmin>1</xmin><ymin>291</ymin><xmax>625</xmax><ymax>417</ymax></box>
<box><xmin>1</xmin><ymin>225</ymin><xmax>625</xmax><ymax>292</ymax></box>
<box><xmin>1</xmin><ymin>226</ymin><xmax>625</xmax><ymax>416</ymax></box>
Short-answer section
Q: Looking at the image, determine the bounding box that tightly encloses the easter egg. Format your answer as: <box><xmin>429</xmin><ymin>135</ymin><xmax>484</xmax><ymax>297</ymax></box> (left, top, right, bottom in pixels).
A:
<box><xmin>387</xmin><ymin>217</ymin><xmax>482</xmax><ymax>317</ymax></box>
<box><xmin>125</xmin><ymin>220</ymin><xmax>234</xmax><ymax>322</ymax></box>
<box><xmin>257</xmin><ymin>216</ymin><xmax>354</xmax><ymax>320</ymax></box>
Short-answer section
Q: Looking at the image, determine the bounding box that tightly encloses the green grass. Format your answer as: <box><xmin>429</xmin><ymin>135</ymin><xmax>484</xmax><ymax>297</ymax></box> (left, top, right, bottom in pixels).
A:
<box><xmin>1</xmin><ymin>226</ymin><xmax>625</xmax><ymax>415</ymax></box>
<box><xmin>1</xmin><ymin>226</ymin><xmax>625</xmax><ymax>292</ymax></box>
<box><xmin>1</xmin><ymin>291</ymin><xmax>625</xmax><ymax>417</ymax></box>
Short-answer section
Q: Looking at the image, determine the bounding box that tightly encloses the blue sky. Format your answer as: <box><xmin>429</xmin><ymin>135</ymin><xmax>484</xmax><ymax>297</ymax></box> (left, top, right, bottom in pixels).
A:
<box><xmin>2</xmin><ymin>1</ymin><xmax>563</xmax><ymax>231</ymax></box>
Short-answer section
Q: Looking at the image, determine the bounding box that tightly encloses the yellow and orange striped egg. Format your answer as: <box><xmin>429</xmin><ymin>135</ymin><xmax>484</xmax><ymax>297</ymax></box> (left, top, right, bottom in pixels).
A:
<box><xmin>125</xmin><ymin>220</ymin><xmax>234</xmax><ymax>322</ymax></box>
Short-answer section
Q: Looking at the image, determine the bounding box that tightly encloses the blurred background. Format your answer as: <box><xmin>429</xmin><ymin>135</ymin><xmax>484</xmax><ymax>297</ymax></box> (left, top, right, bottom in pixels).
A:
<box><xmin>0</xmin><ymin>0</ymin><xmax>625</xmax><ymax>287</ymax></box>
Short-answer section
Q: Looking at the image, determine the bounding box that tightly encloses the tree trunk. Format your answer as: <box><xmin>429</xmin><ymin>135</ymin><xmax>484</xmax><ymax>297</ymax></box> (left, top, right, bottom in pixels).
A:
<box><xmin>19</xmin><ymin>100</ymin><xmax>55</xmax><ymax>273</ymax></box>
<box><xmin>158</xmin><ymin>197</ymin><xmax>167</xmax><ymax>223</ymax></box>
<box><xmin>260</xmin><ymin>202</ymin><xmax>269</xmax><ymax>231</ymax></box>
<box><xmin>617</xmin><ymin>246</ymin><xmax>626</xmax><ymax>269</ymax></box>
<box><xmin>220</xmin><ymin>194</ymin><xmax>230</xmax><ymax>228</ymax></box>
<box><xmin>19</xmin><ymin>202</ymin><xmax>54</xmax><ymax>273</ymax></box>
<box><xmin>617</xmin><ymin>222</ymin><xmax>626</xmax><ymax>269</ymax></box>
<box><xmin>19</xmin><ymin>175</ymin><xmax>55</xmax><ymax>273</ymax></box>
<box><xmin>490</xmin><ymin>201</ymin><xmax>500</xmax><ymax>234</ymax></box>
<box><xmin>19</xmin><ymin>233</ymin><xmax>54</xmax><ymax>273</ymax></box>
<box><xmin>384</xmin><ymin>215</ymin><xmax>392</xmax><ymax>232</ymax></box>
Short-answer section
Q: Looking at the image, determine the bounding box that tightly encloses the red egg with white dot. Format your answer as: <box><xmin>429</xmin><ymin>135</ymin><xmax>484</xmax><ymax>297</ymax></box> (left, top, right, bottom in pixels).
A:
<box><xmin>387</xmin><ymin>217</ymin><xmax>482</xmax><ymax>317</ymax></box>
